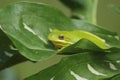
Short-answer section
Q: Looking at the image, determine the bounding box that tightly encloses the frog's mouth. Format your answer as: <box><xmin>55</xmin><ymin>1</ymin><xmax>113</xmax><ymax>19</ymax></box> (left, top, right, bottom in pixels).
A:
<box><xmin>50</xmin><ymin>40</ymin><xmax>73</xmax><ymax>49</ymax></box>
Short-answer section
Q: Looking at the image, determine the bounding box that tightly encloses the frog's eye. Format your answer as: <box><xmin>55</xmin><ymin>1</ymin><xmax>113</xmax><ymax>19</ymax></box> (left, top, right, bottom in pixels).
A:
<box><xmin>58</xmin><ymin>34</ymin><xmax>64</xmax><ymax>40</ymax></box>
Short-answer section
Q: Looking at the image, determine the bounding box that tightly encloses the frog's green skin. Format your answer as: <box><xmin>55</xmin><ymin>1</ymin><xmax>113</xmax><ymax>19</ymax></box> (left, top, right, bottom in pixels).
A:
<box><xmin>48</xmin><ymin>29</ymin><xmax>109</xmax><ymax>49</ymax></box>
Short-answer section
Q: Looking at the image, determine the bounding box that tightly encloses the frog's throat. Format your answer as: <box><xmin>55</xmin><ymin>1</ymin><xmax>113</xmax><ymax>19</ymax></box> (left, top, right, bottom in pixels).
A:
<box><xmin>51</xmin><ymin>40</ymin><xmax>73</xmax><ymax>49</ymax></box>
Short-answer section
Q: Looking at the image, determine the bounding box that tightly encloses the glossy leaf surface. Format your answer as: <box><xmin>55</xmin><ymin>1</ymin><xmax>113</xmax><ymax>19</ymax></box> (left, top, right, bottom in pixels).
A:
<box><xmin>0</xmin><ymin>2</ymin><xmax>75</xmax><ymax>61</ymax></box>
<box><xmin>25</xmin><ymin>52</ymin><xmax>120</xmax><ymax>80</ymax></box>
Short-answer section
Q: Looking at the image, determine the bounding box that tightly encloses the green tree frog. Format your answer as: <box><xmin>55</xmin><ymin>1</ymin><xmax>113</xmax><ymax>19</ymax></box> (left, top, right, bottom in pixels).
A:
<box><xmin>48</xmin><ymin>29</ymin><xmax>109</xmax><ymax>49</ymax></box>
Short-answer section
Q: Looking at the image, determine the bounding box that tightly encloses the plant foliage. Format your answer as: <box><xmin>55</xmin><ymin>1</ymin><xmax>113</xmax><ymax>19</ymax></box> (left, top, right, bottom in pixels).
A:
<box><xmin>0</xmin><ymin>0</ymin><xmax>120</xmax><ymax>80</ymax></box>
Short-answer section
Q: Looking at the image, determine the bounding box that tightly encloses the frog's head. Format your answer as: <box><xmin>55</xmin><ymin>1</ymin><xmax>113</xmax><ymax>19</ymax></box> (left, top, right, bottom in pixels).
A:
<box><xmin>48</xmin><ymin>29</ymin><xmax>73</xmax><ymax>49</ymax></box>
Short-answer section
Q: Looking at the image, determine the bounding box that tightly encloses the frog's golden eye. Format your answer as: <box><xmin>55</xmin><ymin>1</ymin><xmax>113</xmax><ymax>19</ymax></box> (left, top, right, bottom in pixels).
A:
<box><xmin>58</xmin><ymin>34</ymin><xmax>64</xmax><ymax>40</ymax></box>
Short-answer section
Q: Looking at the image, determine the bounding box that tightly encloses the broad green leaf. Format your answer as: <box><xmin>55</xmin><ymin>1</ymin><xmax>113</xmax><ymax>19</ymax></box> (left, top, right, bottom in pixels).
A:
<box><xmin>60</xmin><ymin>0</ymin><xmax>98</xmax><ymax>24</ymax></box>
<box><xmin>25</xmin><ymin>52</ymin><xmax>120</xmax><ymax>80</ymax></box>
<box><xmin>0</xmin><ymin>2</ymin><xmax>120</xmax><ymax>62</ymax></box>
<box><xmin>0</xmin><ymin>2</ymin><xmax>75</xmax><ymax>61</ymax></box>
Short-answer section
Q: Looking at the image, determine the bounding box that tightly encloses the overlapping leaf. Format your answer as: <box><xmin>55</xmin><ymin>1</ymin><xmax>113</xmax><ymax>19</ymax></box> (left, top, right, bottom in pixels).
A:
<box><xmin>0</xmin><ymin>2</ymin><xmax>120</xmax><ymax>61</ymax></box>
<box><xmin>0</xmin><ymin>1</ymin><xmax>120</xmax><ymax>80</ymax></box>
<box><xmin>25</xmin><ymin>52</ymin><xmax>120</xmax><ymax>80</ymax></box>
<box><xmin>0</xmin><ymin>2</ymin><xmax>75</xmax><ymax>61</ymax></box>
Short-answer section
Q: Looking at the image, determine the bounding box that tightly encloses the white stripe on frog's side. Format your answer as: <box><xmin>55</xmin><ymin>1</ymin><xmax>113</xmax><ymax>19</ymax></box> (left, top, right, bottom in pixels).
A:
<box><xmin>87</xmin><ymin>64</ymin><xmax>106</xmax><ymax>76</ymax></box>
<box><xmin>70</xmin><ymin>70</ymin><xmax>88</xmax><ymax>80</ymax></box>
<box><xmin>23</xmin><ymin>23</ymin><xmax>48</xmax><ymax>44</ymax></box>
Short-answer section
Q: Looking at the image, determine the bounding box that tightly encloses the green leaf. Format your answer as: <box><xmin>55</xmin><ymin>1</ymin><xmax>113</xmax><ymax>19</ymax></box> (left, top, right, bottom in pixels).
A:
<box><xmin>0</xmin><ymin>2</ymin><xmax>75</xmax><ymax>61</ymax></box>
<box><xmin>0</xmin><ymin>2</ymin><xmax>119</xmax><ymax>62</ymax></box>
<box><xmin>60</xmin><ymin>0</ymin><xmax>98</xmax><ymax>24</ymax></box>
<box><xmin>25</xmin><ymin>52</ymin><xmax>120</xmax><ymax>80</ymax></box>
<box><xmin>105</xmin><ymin>49</ymin><xmax>120</xmax><ymax>61</ymax></box>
